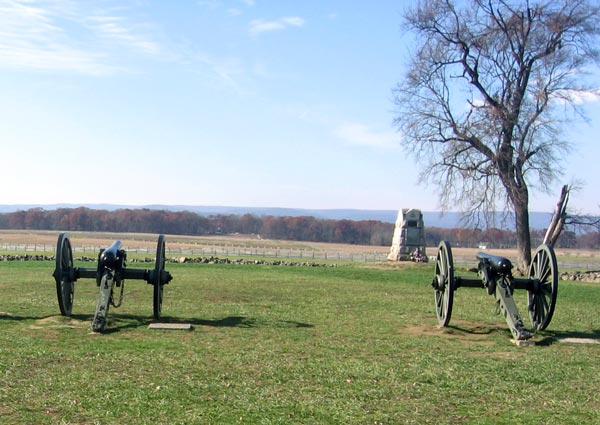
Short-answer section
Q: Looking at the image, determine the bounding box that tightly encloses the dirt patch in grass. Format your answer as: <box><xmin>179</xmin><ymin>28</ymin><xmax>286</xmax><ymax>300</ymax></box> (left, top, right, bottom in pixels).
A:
<box><xmin>404</xmin><ymin>321</ymin><xmax>536</xmax><ymax>356</ymax></box>
<box><xmin>31</xmin><ymin>315</ymin><xmax>89</xmax><ymax>329</ymax></box>
<box><xmin>405</xmin><ymin>321</ymin><xmax>499</xmax><ymax>340</ymax></box>
<box><xmin>403</xmin><ymin>320</ymin><xmax>513</xmax><ymax>345</ymax></box>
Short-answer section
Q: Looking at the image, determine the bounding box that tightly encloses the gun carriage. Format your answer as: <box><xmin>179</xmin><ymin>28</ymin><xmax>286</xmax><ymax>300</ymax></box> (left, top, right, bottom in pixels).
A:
<box><xmin>431</xmin><ymin>241</ymin><xmax>558</xmax><ymax>341</ymax></box>
<box><xmin>53</xmin><ymin>233</ymin><xmax>173</xmax><ymax>332</ymax></box>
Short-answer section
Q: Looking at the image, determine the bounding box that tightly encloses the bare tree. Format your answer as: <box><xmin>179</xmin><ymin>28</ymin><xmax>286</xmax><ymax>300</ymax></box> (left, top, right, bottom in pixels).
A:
<box><xmin>393</xmin><ymin>0</ymin><xmax>600</xmax><ymax>270</ymax></box>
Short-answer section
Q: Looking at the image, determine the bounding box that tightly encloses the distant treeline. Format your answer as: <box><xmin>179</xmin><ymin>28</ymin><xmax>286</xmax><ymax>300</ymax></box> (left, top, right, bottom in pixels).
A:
<box><xmin>0</xmin><ymin>207</ymin><xmax>598</xmax><ymax>249</ymax></box>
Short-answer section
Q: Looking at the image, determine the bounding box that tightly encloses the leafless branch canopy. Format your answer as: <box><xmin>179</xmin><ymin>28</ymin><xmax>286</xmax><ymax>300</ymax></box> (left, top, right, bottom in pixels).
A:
<box><xmin>394</xmin><ymin>0</ymin><xmax>600</xmax><ymax>225</ymax></box>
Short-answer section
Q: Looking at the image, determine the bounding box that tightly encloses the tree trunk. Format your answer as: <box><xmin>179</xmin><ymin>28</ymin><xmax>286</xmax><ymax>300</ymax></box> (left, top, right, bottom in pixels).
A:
<box><xmin>514</xmin><ymin>199</ymin><xmax>532</xmax><ymax>274</ymax></box>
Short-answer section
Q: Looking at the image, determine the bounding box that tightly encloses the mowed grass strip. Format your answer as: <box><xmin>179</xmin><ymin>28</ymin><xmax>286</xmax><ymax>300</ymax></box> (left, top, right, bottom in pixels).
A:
<box><xmin>1</xmin><ymin>261</ymin><xmax>600</xmax><ymax>424</ymax></box>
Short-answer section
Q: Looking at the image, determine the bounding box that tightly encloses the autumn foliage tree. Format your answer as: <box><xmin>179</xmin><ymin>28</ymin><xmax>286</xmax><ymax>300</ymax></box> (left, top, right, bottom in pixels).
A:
<box><xmin>393</xmin><ymin>0</ymin><xmax>600</xmax><ymax>270</ymax></box>
<box><xmin>0</xmin><ymin>207</ymin><xmax>596</xmax><ymax>248</ymax></box>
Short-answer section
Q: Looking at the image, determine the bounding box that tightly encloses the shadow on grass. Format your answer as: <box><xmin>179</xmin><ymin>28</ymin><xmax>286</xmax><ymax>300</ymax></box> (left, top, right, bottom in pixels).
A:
<box><xmin>0</xmin><ymin>312</ymin><xmax>36</xmax><ymax>321</ymax></box>
<box><xmin>95</xmin><ymin>314</ymin><xmax>151</xmax><ymax>334</ymax></box>
<box><xmin>0</xmin><ymin>312</ymin><xmax>143</xmax><ymax>334</ymax></box>
<box><xmin>445</xmin><ymin>323</ymin><xmax>508</xmax><ymax>336</ymax></box>
<box><xmin>0</xmin><ymin>312</ymin><xmax>85</xmax><ymax>322</ymax></box>
<box><xmin>160</xmin><ymin>315</ymin><xmax>315</xmax><ymax>329</ymax></box>
<box><xmin>1</xmin><ymin>311</ymin><xmax>314</xmax><ymax>334</ymax></box>
<box><xmin>82</xmin><ymin>314</ymin><xmax>315</xmax><ymax>334</ymax></box>
<box><xmin>534</xmin><ymin>329</ymin><xmax>600</xmax><ymax>346</ymax></box>
<box><xmin>444</xmin><ymin>323</ymin><xmax>600</xmax><ymax>346</ymax></box>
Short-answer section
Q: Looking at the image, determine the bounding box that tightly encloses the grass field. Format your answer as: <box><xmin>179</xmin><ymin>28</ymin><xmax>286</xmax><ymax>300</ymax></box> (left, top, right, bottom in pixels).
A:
<box><xmin>1</xmin><ymin>254</ymin><xmax>600</xmax><ymax>424</ymax></box>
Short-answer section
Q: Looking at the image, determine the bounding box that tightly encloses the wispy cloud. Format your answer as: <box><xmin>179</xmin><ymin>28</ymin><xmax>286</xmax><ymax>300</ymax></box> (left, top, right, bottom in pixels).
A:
<box><xmin>0</xmin><ymin>0</ymin><xmax>105</xmax><ymax>74</ymax></box>
<box><xmin>249</xmin><ymin>16</ymin><xmax>305</xmax><ymax>35</ymax></box>
<box><xmin>87</xmin><ymin>15</ymin><xmax>162</xmax><ymax>56</ymax></box>
<box><xmin>553</xmin><ymin>89</ymin><xmax>600</xmax><ymax>105</ymax></box>
<box><xmin>470</xmin><ymin>88</ymin><xmax>600</xmax><ymax>110</ymax></box>
<box><xmin>0</xmin><ymin>0</ymin><xmax>162</xmax><ymax>75</ymax></box>
<box><xmin>334</xmin><ymin>122</ymin><xmax>401</xmax><ymax>150</ymax></box>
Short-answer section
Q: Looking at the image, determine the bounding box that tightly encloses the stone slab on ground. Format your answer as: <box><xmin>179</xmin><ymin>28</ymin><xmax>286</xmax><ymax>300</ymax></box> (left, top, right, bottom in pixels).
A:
<box><xmin>148</xmin><ymin>323</ymin><xmax>193</xmax><ymax>330</ymax></box>
<box><xmin>558</xmin><ymin>337</ymin><xmax>600</xmax><ymax>344</ymax></box>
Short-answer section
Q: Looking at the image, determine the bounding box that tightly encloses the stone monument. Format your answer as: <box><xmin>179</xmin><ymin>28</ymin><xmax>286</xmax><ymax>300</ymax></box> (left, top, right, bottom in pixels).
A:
<box><xmin>387</xmin><ymin>208</ymin><xmax>427</xmax><ymax>261</ymax></box>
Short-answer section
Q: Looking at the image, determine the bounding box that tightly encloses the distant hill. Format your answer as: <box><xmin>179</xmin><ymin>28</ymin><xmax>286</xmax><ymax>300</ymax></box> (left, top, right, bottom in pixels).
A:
<box><xmin>0</xmin><ymin>204</ymin><xmax>556</xmax><ymax>229</ymax></box>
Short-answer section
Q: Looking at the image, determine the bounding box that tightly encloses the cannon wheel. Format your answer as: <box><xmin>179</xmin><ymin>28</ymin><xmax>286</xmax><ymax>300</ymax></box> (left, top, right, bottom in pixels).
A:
<box><xmin>433</xmin><ymin>241</ymin><xmax>455</xmax><ymax>327</ymax></box>
<box><xmin>53</xmin><ymin>233</ymin><xmax>75</xmax><ymax>316</ymax></box>
<box><xmin>527</xmin><ymin>244</ymin><xmax>558</xmax><ymax>331</ymax></box>
<box><xmin>152</xmin><ymin>235</ymin><xmax>166</xmax><ymax>319</ymax></box>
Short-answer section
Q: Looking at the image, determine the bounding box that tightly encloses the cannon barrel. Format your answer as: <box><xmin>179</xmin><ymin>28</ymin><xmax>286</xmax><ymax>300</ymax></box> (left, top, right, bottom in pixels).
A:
<box><xmin>99</xmin><ymin>240</ymin><xmax>123</xmax><ymax>269</ymax></box>
<box><xmin>476</xmin><ymin>251</ymin><xmax>512</xmax><ymax>275</ymax></box>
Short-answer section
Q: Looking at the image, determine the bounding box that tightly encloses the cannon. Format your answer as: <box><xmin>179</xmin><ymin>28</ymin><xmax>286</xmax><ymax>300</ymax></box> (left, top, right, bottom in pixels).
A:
<box><xmin>52</xmin><ymin>233</ymin><xmax>173</xmax><ymax>332</ymax></box>
<box><xmin>431</xmin><ymin>241</ymin><xmax>558</xmax><ymax>341</ymax></box>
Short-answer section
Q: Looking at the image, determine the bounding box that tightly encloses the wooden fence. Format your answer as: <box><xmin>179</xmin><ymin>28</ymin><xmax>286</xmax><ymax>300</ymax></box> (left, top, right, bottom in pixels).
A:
<box><xmin>0</xmin><ymin>243</ymin><xmax>389</xmax><ymax>263</ymax></box>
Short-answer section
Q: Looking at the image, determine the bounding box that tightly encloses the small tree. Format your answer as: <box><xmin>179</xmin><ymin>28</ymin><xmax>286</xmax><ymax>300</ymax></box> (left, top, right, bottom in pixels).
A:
<box><xmin>393</xmin><ymin>0</ymin><xmax>600</xmax><ymax>270</ymax></box>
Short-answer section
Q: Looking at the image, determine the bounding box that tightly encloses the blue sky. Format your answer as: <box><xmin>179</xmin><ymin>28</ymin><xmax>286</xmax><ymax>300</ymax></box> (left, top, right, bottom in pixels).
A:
<box><xmin>0</xmin><ymin>0</ymin><xmax>599</xmax><ymax>214</ymax></box>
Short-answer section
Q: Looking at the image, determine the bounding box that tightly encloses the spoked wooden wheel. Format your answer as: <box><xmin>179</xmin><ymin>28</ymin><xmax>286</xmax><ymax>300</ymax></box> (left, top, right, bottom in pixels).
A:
<box><xmin>433</xmin><ymin>241</ymin><xmax>455</xmax><ymax>327</ymax></box>
<box><xmin>152</xmin><ymin>235</ymin><xmax>168</xmax><ymax>319</ymax></box>
<box><xmin>527</xmin><ymin>244</ymin><xmax>558</xmax><ymax>331</ymax></box>
<box><xmin>53</xmin><ymin>233</ymin><xmax>75</xmax><ymax>316</ymax></box>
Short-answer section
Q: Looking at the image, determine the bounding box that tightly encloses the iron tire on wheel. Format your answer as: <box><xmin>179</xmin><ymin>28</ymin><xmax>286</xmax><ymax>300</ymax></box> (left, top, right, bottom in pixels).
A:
<box><xmin>433</xmin><ymin>240</ymin><xmax>455</xmax><ymax>327</ymax></box>
<box><xmin>53</xmin><ymin>233</ymin><xmax>75</xmax><ymax>316</ymax></box>
<box><xmin>152</xmin><ymin>235</ymin><xmax>166</xmax><ymax>319</ymax></box>
<box><xmin>527</xmin><ymin>244</ymin><xmax>558</xmax><ymax>331</ymax></box>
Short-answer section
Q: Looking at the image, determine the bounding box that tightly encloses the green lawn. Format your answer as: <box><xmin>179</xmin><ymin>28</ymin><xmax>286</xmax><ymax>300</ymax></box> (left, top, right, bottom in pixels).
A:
<box><xmin>1</xmin><ymin>260</ymin><xmax>600</xmax><ymax>424</ymax></box>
